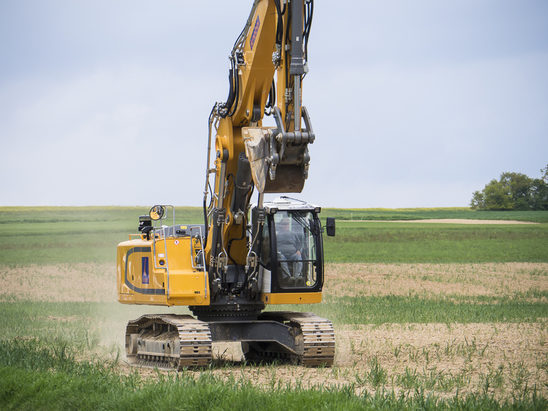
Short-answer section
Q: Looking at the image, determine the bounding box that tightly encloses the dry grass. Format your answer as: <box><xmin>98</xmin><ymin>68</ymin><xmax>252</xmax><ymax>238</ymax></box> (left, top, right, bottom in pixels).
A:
<box><xmin>325</xmin><ymin>263</ymin><xmax>548</xmax><ymax>300</ymax></box>
<box><xmin>2</xmin><ymin>262</ymin><xmax>546</xmax><ymax>303</ymax></box>
<box><xmin>365</xmin><ymin>219</ymin><xmax>539</xmax><ymax>224</ymax></box>
<box><xmin>0</xmin><ymin>263</ymin><xmax>116</xmax><ymax>302</ymax></box>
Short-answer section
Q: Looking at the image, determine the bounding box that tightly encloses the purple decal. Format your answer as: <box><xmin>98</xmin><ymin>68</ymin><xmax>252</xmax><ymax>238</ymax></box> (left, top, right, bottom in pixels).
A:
<box><xmin>250</xmin><ymin>16</ymin><xmax>260</xmax><ymax>50</ymax></box>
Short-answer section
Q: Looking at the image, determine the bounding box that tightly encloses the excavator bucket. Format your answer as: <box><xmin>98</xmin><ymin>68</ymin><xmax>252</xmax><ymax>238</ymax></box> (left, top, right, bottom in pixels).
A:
<box><xmin>243</xmin><ymin>107</ymin><xmax>315</xmax><ymax>194</ymax></box>
<box><xmin>243</xmin><ymin>127</ymin><xmax>307</xmax><ymax>193</ymax></box>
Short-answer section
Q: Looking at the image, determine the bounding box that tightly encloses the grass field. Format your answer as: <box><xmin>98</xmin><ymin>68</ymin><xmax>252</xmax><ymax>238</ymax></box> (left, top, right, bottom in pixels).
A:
<box><xmin>323</xmin><ymin>207</ymin><xmax>548</xmax><ymax>223</ymax></box>
<box><xmin>325</xmin><ymin>221</ymin><xmax>548</xmax><ymax>263</ymax></box>
<box><xmin>0</xmin><ymin>206</ymin><xmax>547</xmax><ymax>409</ymax></box>
<box><xmin>1</xmin><ymin>206</ymin><xmax>547</xmax><ymax>264</ymax></box>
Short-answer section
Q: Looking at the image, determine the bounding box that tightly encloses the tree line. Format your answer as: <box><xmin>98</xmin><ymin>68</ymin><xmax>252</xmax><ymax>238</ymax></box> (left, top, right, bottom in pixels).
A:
<box><xmin>470</xmin><ymin>164</ymin><xmax>548</xmax><ymax>210</ymax></box>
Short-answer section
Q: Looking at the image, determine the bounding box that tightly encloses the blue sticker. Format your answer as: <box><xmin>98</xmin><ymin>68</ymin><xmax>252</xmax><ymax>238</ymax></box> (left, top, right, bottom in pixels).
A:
<box><xmin>142</xmin><ymin>256</ymin><xmax>149</xmax><ymax>284</ymax></box>
<box><xmin>250</xmin><ymin>16</ymin><xmax>260</xmax><ymax>50</ymax></box>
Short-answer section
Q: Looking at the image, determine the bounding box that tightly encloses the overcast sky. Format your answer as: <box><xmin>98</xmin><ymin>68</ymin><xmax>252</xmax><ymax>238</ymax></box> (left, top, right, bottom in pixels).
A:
<box><xmin>1</xmin><ymin>1</ymin><xmax>547</xmax><ymax>208</ymax></box>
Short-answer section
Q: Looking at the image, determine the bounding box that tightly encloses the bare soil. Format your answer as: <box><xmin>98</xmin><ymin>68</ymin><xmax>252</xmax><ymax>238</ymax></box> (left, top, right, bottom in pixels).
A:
<box><xmin>325</xmin><ymin>263</ymin><xmax>548</xmax><ymax>300</ymax></box>
<box><xmin>2</xmin><ymin>262</ymin><xmax>545</xmax><ymax>303</ymax></box>
<box><xmin>1</xmin><ymin>262</ymin><xmax>546</xmax><ymax>399</ymax></box>
<box><xmin>353</xmin><ymin>219</ymin><xmax>539</xmax><ymax>224</ymax></box>
<box><xmin>0</xmin><ymin>263</ymin><xmax>116</xmax><ymax>302</ymax></box>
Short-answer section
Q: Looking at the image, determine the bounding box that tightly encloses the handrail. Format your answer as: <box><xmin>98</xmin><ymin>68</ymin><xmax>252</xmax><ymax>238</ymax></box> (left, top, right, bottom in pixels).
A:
<box><xmin>189</xmin><ymin>225</ymin><xmax>208</xmax><ymax>299</ymax></box>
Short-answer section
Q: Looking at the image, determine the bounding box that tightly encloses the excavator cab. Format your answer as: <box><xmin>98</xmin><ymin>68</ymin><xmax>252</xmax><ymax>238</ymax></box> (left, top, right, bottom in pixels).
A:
<box><xmin>271</xmin><ymin>209</ymin><xmax>320</xmax><ymax>288</ymax></box>
<box><xmin>253</xmin><ymin>197</ymin><xmax>334</xmax><ymax>305</ymax></box>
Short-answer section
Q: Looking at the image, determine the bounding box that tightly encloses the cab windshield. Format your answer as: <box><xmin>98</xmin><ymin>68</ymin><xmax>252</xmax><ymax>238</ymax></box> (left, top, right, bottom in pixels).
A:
<box><xmin>274</xmin><ymin>210</ymin><xmax>318</xmax><ymax>288</ymax></box>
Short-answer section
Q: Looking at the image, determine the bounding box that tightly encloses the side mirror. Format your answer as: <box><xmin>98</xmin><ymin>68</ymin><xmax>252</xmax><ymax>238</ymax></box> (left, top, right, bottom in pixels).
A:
<box><xmin>149</xmin><ymin>205</ymin><xmax>166</xmax><ymax>221</ymax></box>
<box><xmin>326</xmin><ymin>217</ymin><xmax>336</xmax><ymax>237</ymax></box>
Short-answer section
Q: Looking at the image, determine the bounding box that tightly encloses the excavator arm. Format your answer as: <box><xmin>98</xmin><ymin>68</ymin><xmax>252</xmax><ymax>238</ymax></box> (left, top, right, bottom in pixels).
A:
<box><xmin>203</xmin><ymin>0</ymin><xmax>316</xmax><ymax>285</ymax></box>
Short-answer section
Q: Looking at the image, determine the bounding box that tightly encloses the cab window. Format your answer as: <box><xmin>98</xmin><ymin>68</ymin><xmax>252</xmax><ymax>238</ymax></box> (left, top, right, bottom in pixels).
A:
<box><xmin>274</xmin><ymin>211</ymin><xmax>317</xmax><ymax>288</ymax></box>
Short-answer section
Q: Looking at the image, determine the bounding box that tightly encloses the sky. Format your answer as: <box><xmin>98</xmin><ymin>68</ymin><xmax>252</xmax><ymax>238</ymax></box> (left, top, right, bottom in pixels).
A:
<box><xmin>1</xmin><ymin>0</ymin><xmax>547</xmax><ymax>208</ymax></box>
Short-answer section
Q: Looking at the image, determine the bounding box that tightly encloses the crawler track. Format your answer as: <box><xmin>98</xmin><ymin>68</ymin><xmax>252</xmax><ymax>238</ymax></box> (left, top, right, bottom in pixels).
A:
<box><xmin>294</xmin><ymin>313</ymin><xmax>336</xmax><ymax>366</ymax></box>
<box><xmin>245</xmin><ymin>312</ymin><xmax>336</xmax><ymax>366</ymax></box>
<box><xmin>125</xmin><ymin>312</ymin><xmax>335</xmax><ymax>370</ymax></box>
<box><xmin>125</xmin><ymin>314</ymin><xmax>212</xmax><ymax>369</ymax></box>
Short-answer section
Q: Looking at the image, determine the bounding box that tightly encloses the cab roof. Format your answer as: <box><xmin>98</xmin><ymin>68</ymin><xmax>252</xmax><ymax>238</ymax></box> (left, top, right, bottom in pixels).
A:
<box><xmin>263</xmin><ymin>196</ymin><xmax>321</xmax><ymax>214</ymax></box>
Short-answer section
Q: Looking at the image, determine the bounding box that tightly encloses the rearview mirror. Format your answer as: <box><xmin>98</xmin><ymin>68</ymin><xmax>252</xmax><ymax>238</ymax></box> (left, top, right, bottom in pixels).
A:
<box><xmin>326</xmin><ymin>217</ymin><xmax>336</xmax><ymax>237</ymax></box>
<box><xmin>149</xmin><ymin>205</ymin><xmax>166</xmax><ymax>221</ymax></box>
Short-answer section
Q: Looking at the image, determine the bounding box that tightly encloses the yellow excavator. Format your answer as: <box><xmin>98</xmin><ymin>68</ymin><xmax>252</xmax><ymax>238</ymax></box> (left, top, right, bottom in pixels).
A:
<box><xmin>116</xmin><ymin>0</ymin><xmax>335</xmax><ymax>369</ymax></box>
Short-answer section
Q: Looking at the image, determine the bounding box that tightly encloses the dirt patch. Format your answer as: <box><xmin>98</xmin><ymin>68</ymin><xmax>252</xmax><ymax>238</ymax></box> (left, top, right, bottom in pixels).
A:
<box><xmin>2</xmin><ymin>262</ymin><xmax>545</xmax><ymax>303</ymax></box>
<box><xmin>332</xmin><ymin>322</ymin><xmax>548</xmax><ymax>397</ymax></box>
<box><xmin>325</xmin><ymin>263</ymin><xmax>548</xmax><ymax>300</ymax></box>
<box><xmin>349</xmin><ymin>219</ymin><xmax>539</xmax><ymax>224</ymax></box>
<box><xmin>0</xmin><ymin>263</ymin><xmax>116</xmax><ymax>302</ymax></box>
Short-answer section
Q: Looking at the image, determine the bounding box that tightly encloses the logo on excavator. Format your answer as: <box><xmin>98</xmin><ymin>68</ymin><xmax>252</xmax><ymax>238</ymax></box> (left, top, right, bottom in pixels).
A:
<box><xmin>250</xmin><ymin>16</ymin><xmax>260</xmax><ymax>50</ymax></box>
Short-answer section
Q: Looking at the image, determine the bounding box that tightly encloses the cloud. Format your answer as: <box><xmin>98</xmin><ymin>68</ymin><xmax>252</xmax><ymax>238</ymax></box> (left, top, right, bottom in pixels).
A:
<box><xmin>0</xmin><ymin>64</ymin><xmax>224</xmax><ymax>205</ymax></box>
<box><xmin>302</xmin><ymin>51</ymin><xmax>548</xmax><ymax>207</ymax></box>
<box><xmin>1</xmin><ymin>1</ymin><xmax>547</xmax><ymax>207</ymax></box>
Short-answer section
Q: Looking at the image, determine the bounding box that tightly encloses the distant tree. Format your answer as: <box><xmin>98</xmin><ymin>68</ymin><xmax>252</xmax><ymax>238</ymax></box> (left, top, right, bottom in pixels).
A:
<box><xmin>481</xmin><ymin>177</ymin><xmax>515</xmax><ymax>210</ymax></box>
<box><xmin>529</xmin><ymin>178</ymin><xmax>548</xmax><ymax>210</ymax></box>
<box><xmin>500</xmin><ymin>172</ymin><xmax>532</xmax><ymax>210</ymax></box>
<box><xmin>470</xmin><ymin>190</ymin><xmax>484</xmax><ymax>209</ymax></box>
<box><xmin>529</xmin><ymin>164</ymin><xmax>548</xmax><ymax>210</ymax></box>
<box><xmin>470</xmin><ymin>164</ymin><xmax>548</xmax><ymax>210</ymax></box>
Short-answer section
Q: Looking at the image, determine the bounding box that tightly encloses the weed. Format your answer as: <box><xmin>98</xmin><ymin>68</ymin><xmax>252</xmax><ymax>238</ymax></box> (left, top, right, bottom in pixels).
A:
<box><xmin>480</xmin><ymin>365</ymin><xmax>505</xmax><ymax>394</ymax></box>
<box><xmin>422</xmin><ymin>368</ymin><xmax>441</xmax><ymax>390</ymax></box>
<box><xmin>397</xmin><ymin>367</ymin><xmax>419</xmax><ymax>389</ymax></box>
<box><xmin>422</xmin><ymin>347</ymin><xmax>430</xmax><ymax>364</ymax></box>
<box><xmin>349</xmin><ymin>339</ymin><xmax>356</xmax><ymax>356</ymax></box>
<box><xmin>436</xmin><ymin>370</ymin><xmax>470</xmax><ymax>392</ymax></box>
<box><xmin>367</xmin><ymin>356</ymin><xmax>387</xmax><ymax>388</ymax></box>
<box><xmin>509</xmin><ymin>361</ymin><xmax>531</xmax><ymax>394</ymax></box>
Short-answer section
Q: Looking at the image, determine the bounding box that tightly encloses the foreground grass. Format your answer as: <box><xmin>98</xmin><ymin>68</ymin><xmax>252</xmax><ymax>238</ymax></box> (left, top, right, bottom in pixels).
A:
<box><xmin>328</xmin><ymin>296</ymin><xmax>545</xmax><ymax>324</ymax></box>
<box><xmin>1</xmin><ymin>338</ymin><xmax>545</xmax><ymax>410</ymax></box>
<box><xmin>0</xmin><ymin>296</ymin><xmax>544</xmax><ymax>346</ymax></box>
<box><xmin>0</xmin><ymin>300</ymin><xmax>180</xmax><ymax>349</ymax></box>
<box><xmin>270</xmin><ymin>295</ymin><xmax>548</xmax><ymax>324</ymax></box>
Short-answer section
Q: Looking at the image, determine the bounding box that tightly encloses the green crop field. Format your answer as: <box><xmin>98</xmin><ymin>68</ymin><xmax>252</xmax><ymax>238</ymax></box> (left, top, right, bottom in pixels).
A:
<box><xmin>323</xmin><ymin>207</ymin><xmax>548</xmax><ymax>223</ymax></box>
<box><xmin>0</xmin><ymin>206</ymin><xmax>547</xmax><ymax>409</ymax></box>
<box><xmin>1</xmin><ymin>206</ymin><xmax>547</xmax><ymax>265</ymax></box>
<box><xmin>324</xmin><ymin>221</ymin><xmax>548</xmax><ymax>263</ymax></box>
